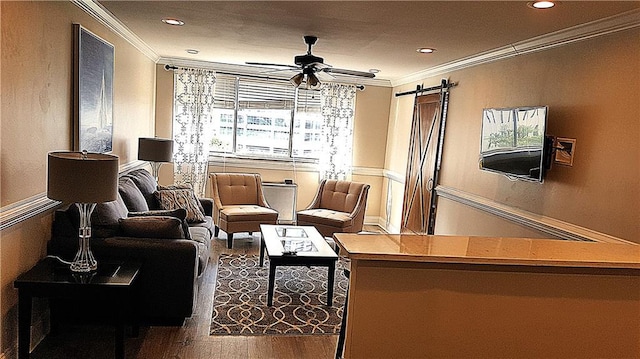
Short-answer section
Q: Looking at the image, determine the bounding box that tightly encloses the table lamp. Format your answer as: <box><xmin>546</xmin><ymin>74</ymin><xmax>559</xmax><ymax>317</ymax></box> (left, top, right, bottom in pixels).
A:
<box><xmin>47</xmin><ymin>151</ymin><xmax>119</xmax><ymax>272</ymax></box>
<box><xmin>138</xmin><ymin>137</ymin><xmax>173</xmax><ymax>181</ymax></box>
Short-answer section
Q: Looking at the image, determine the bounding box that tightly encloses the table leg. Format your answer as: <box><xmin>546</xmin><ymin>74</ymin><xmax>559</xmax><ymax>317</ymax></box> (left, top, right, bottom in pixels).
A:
<box><xmin>18</xmin><ymin>292</ymin><xmax>32</xmax><ymax>359</ymax></box>
<box><xmin>259</xmin><ymin>234</ymin><xmax>265</xmax><ymax>267</ymax></box>
<box><xmin>115</xmin><ymin>323</ymin><xmax>124</xmax><ymax>359</ymax></box>
<box><xmin>267</xmin><ymin>264</ymin><xmax>277</xmax><ymax>306</ymax></box>
<box><xmin>327</xmin><ymin>261</ymin><xmax>336</xmax><ymax>307</ymax></box>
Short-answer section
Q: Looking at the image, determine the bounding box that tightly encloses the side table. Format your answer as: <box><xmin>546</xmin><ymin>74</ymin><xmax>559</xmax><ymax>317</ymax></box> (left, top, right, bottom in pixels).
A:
<box><xmin>14</xmin><ymin>258</ymin><xmax>141</xmax><ymax>359</ymax></box>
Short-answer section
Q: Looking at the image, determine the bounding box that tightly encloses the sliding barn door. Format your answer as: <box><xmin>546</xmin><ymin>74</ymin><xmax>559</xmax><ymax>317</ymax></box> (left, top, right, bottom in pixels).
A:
<box><xmin>401</xmin><ymin>93</ymin><xmax>443</xmax><ymax>234</ymax></box>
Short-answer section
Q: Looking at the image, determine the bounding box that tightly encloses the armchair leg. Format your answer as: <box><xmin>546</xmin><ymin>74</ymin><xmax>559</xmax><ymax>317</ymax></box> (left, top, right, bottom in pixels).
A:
<box><xmin>214</xmin><ymin>226</ymin><xmax>220</xmax><ymax>238</ymax></box>
<box><xmin>227</xmin><ymin>233</ymin><xmax>234</xmax><ymax>249</ymax></box>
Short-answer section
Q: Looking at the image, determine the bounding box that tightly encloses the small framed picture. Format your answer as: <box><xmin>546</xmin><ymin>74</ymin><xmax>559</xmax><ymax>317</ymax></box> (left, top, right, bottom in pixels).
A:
<box><xmin>554</xmin><ymin>137</ymin><xmax>576</xmax><ymax>166</ymax></box>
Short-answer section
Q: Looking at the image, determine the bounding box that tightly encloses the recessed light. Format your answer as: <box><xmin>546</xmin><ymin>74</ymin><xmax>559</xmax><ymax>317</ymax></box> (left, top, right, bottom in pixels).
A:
<box><xmin>369</xmin><ymin>69</ymin><xmax>380</xmax><ymax>74</ymax></box>
<box><xmin>417</xmin><ymin>48</ymin><xmax>436</xmax><ymax>54</ymax></box>
<box><xmin>186</xmin><ymin>49</ymin><xmax>199</xmax><ymax>55</ymax></box>
<box><xmin>528</xmin><ymin>1</ymin><xmax>555</xmax><ymax>9</ymax></box>
<box><xmin>161</xmin><ymin>18</ymin><xmax>185</xmax><ymax>26</ymax></box>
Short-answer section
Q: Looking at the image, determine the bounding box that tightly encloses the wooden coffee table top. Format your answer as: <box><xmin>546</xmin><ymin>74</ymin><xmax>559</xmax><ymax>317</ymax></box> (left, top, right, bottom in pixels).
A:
<box><xmin>260</xmin><ymin>225</ymin><xmax>338</xmax><ymax>259</ymax></box>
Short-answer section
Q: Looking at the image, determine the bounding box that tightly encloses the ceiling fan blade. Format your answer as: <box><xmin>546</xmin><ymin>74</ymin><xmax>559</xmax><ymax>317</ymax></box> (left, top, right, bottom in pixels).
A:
<box><xmin>324</xmin><ymin>68</ymin><xmax>375</xmax><ymax>78</ymax></box>
<box><xmin>316</xmin><ymin>71</ymin><xmax>334</xmax><ymax>81</ymax></box>
<box><xmin>306</xmin><ymin>61</ymin><xmax>331</xmax><ymax>70</ymax></box>
<box><xmin>260</xmin><ymin>68</ymin><xmax>299</xmax><ymax>75</ymax></box>
<box><xmin>245</xmin><ymin>62</ymin><xmax>300</xmax><ymax>70</ymax></box>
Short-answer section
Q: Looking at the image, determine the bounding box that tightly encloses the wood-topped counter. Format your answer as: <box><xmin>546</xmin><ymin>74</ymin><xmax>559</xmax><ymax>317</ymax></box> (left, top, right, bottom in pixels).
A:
<box><xmin>333</xmin><ymin>234</ymin><xmax>640</xmax><ymax>358</ymax></box>
<box><xmin>334</xmin><ymin>233</ymin><xmax>640</xmax><ymax>270</ymax></box>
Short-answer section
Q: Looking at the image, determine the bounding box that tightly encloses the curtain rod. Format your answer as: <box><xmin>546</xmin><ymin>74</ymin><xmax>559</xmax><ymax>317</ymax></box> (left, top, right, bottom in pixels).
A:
<box><xmin>164</xmin><ymin>64</ymin><xmax>365</xmax><ymax>90</ymax></box>
<box><xmin>395</xmin><ymin>79</ymin><xmax>457</xmax><ymax>97</ymax></box>
<box><xmin>164</xmin><ymin>64</ymin><xmax>287</xmax><ymax>82</ymax></box>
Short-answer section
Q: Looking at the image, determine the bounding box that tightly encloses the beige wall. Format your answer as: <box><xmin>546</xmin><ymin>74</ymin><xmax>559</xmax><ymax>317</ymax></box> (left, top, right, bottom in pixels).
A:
<box><xmin>154</xmin><ymin>70</ymin><xmax>392</xmax><ymax>222</ymax></box>
<box><xmin>0</xmin><ymin>1</ymin><xmax>157</xmax><ymax>356</ymax></box>
<box><xmin>385</xmin><ymin>29</ymin><xmax>640</xmax><ymax>243</ymax></box>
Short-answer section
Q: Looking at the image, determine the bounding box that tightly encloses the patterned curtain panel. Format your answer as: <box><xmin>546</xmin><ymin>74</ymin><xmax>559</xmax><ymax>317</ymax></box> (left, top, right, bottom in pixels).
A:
<box><xmin>319</xmin><ymin>83</ymin><xmax>356</xmax><ymax>180</ymax></box>
<box><xmin>173</xmin><ymin>68</ymin><xmax>216</xmax><ymax>197</ymax></box>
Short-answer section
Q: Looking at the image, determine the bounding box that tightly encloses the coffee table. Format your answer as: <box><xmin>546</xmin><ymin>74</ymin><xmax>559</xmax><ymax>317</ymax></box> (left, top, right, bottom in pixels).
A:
<box><xmin>260</xmin><ymin>224</ymin><xmax>338</xmax><ymax>306</ymax></box>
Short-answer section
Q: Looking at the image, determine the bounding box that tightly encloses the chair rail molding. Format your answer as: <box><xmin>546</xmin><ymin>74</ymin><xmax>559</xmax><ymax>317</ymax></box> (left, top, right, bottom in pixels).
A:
<box><xmin>383</xmin><ymin>169</ymin><xmax>405</xmax><ymax>184</ymax></box>
<box><xmin>0</xmin><ymin>195</ymin><xmax>61</xmax><ymax>231</ymax></box>
<box><xmin>352</xmin><ymin>166</ymin><xmax>384</xmax><ymax>178</ymax></box>
<box><xmin>436</xmin><ymin>185</ymin><xmax>636</xmax><ymax>245</ymax></box>
<box><xmin>0</xmin><ymin>161</ymin><xmax>147</xmax><ymax>231</ymax></box>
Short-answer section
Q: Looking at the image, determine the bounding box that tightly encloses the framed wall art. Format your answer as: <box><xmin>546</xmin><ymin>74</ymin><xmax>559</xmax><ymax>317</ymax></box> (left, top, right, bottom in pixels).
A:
<box><xmin>554</xmin><ymin>137</ymin><xmax>576</xmax><ymax>166</ymax></box>
<box><xmin>73</xmin><ymin>24</ymin><xmax>114</xmax><ymax>153</ymax></box>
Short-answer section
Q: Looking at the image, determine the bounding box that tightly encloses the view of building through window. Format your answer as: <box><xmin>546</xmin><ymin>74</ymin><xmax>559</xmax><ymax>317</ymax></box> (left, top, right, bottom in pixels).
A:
<box><xmin>209</xmin><ymin>74</ymin><xmax>323</xmax><ymax>160</ymax></box>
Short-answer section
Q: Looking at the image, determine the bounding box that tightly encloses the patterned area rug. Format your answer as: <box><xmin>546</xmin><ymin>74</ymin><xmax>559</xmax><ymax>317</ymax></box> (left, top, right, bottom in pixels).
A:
<box><xmin>210</xmin><ymin>254</ymin><xmax>348</xmax><ymax>335</ymax></box>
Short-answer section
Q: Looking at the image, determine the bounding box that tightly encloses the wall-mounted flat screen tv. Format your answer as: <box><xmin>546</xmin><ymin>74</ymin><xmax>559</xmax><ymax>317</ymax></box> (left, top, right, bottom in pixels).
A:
<box><xmin>479</xmin><ymin>106</ymin><xmax>549</xmax><ymax>182</ymax></box>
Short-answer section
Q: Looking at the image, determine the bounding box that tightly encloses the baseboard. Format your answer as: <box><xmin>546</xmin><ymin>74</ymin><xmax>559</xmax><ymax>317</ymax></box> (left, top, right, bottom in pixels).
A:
<box><xmin>364</xmin><ymin>215</ymin><xmax>381</xmax><ymax>227</ymax></box>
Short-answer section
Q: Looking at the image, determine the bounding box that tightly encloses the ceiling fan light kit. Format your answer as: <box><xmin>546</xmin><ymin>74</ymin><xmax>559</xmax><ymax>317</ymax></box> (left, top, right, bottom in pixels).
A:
<box><xmin>247</xmin><ymin>35</ymin><xmax>375</xmax><ymax>89</ymax></box>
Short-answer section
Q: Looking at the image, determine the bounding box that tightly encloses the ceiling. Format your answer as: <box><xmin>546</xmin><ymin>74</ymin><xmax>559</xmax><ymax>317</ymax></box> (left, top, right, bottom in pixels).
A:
<box><xmin>98</xmin><ymin>1</ymin><xmax>640</xmax><ymax>84</ymax></box>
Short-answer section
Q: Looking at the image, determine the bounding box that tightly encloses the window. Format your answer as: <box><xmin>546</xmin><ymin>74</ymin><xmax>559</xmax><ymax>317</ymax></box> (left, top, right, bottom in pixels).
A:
<box><xmin>209</xmin><ymin>74</ymin><xmax>323</xmax><ymax>160</ymax></box>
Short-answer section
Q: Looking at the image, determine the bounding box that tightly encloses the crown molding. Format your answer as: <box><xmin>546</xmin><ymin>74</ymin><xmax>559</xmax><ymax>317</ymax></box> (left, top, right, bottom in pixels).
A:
<box><xmin>74</xmin><ymin>2</ymin><xmax>638</xmax><ymax>89</ymax></box>
<box><xmin>393</xmin><ymin>8</ymin><xmax>640</xmax><ymax>87</ymax></box>
<box><xmin>71</xmin><ymin>0</ymin><xmax>159</xmax><ymax>62</ymax></box>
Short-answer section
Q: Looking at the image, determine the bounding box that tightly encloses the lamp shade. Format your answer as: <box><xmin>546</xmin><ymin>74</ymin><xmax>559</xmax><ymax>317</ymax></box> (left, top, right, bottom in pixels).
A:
<box><xmin>47</xmin><ymin>151</ymin><xmax>119</xmax><ymax>204</ymax></box>
<box><xmin>138</xmin><ymin>137</ymin><xmax>173</xmax><ymax>162</ymax></box>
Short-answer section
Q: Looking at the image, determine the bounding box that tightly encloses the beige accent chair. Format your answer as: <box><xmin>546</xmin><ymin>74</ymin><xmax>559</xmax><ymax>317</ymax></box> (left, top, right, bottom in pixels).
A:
<box><xmin>209</xmin><ymin>173</ymin><xmax>279</xmax><ymax>249</ymax></box>
<box><xmin>297</xmin><ymin>179</ymin><xmax>370</xmax><ymax>238</ymax></box>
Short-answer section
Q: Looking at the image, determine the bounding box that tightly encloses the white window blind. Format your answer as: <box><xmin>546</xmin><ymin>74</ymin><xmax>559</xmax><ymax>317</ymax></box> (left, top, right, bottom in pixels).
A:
<box><xmin>210</xmin><ymin>74</ymin><xmax>324</xmax><ymax>160</ymax></box>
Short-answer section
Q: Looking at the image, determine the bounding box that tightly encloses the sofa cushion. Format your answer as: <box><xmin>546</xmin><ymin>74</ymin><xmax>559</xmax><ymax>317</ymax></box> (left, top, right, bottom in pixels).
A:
<box><xmin>91</xmin><ymin>194</ymin><xmax>129</xmax><ymax>238</ymax></box>
<box><xmin>119</xmin><ymin>177</ymin><xmax>149</xmax><ymax>212</ymax></box>
<box><xmin>155</xmin><ymin>188</ymin><xmax>206</xmax><ymax>223</ymax></box>
<box><xmin>125</xmin><ymin>169</ymin><xmax>159</xmax><ymax>209</ymax></box>
<box><xmin>119</xmin><ymin>216</ymin><xmax>185</xmax><ymax>239</ymax></box>
<box><xmin>188</xmin><ymin>226</ymin><xmax>210</xmax><ymax>276</ymax></box>
<box><xmin>128</xmin><ymin>208</ymin><xmax>191</xmax><ymax>240</ymax></box>
<box><xmin>219</xmin><ymin>205</ymin><xmax>279</xmax><ymax>222</ymax></box>
<box><xmin>187</xmin><ymin>216</ymin><xmax>214</xmax><ymax>235</ymax></box>
<box><xmin>297</xmin><ymin>208</ymin><xmax>353</xmax><ymax>228</ymax></box>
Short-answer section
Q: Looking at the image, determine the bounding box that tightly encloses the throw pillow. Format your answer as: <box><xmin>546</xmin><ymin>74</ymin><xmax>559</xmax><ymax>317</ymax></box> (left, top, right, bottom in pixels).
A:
<box><xmin>118</xmin><ymin>177</ymin><xmax>149</xmax><ymax>212</ymax></box>
<box><xmin>125</xmin><ymin>169</ymin><xmax>160</xmax><ymax>208</ymax></box>
<box><xmin>119</xmin><ymin>216</ymin><xmax>185</xmax><ymax>239</ymax></box>
<box><xmin>158</xmin><ymin>184</ymin><xmax>206</xmax><ymax>214</ymax></box>
<box><xmin>154</xmin><ymin>189</ymin><xmax>206</xmax><ymax>223</ymax></box>
<box><xmin>128</xmin><ymin>208</ymin><xmax>191</xmax><ymax>240</ymax></box>
<box><xmin>91</xmin><ymin>194</ymin><xmax>129</xmax><ymax>238</ymax></box>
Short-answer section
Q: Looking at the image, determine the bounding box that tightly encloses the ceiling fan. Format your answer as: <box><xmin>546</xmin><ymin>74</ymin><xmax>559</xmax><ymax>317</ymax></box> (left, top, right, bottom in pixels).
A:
<box><xmin>246</xmin><ymin>35</ymin><xmax>375</xmax><ymax>90</ymax></box>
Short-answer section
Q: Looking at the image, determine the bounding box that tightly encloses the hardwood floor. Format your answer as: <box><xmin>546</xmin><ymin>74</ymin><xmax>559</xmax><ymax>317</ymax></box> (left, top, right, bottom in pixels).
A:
<box><xmin>28</xmin><ymin>226</ymin><xmax>381</xmax><ymax>359</ymax></box>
